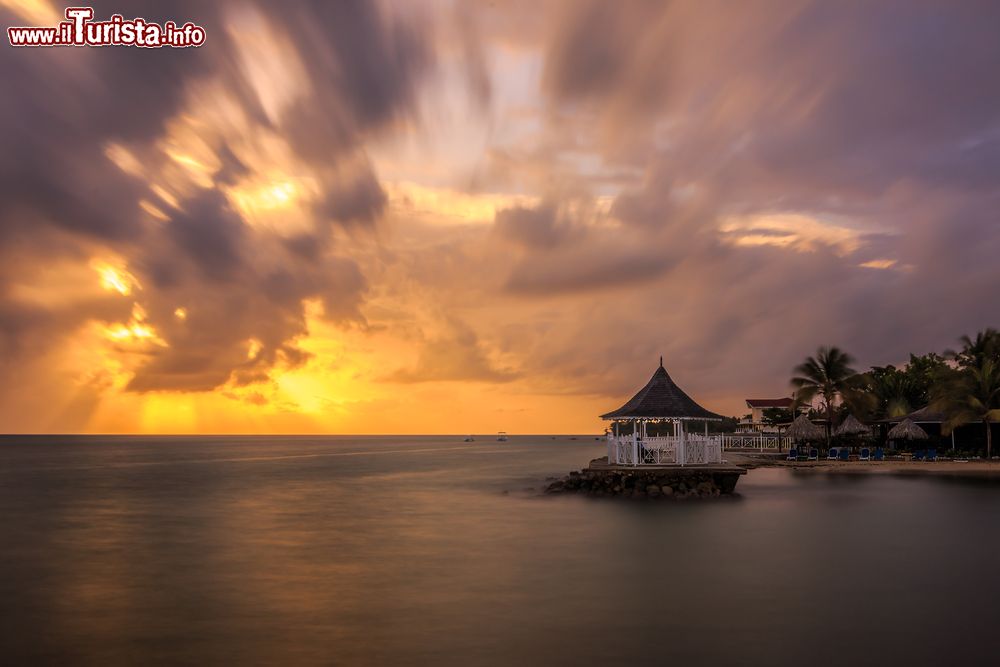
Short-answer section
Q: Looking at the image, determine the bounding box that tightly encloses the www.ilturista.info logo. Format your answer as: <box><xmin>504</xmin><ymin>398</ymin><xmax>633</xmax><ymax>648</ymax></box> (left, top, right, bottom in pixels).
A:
<box><xmin>8</xmin><ymin>7</ymin><xmax>206</xmax><ymax>48</ymax></box>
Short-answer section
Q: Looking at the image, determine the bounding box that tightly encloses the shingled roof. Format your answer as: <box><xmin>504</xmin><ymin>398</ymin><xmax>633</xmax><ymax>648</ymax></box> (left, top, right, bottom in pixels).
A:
<box><xmin>877</xmin><ymin>405</ymin><xmax>947</xmax><ymax>424</ymax></box>
<box><xmin>746</xmin><ymin>397</ymin><xmax>794</xmax><ymax>409</ymax></box>
<box><xmin>600</xmin><ymin>360</ymin><xmax>724</xmax><ymax>421</ymax></box>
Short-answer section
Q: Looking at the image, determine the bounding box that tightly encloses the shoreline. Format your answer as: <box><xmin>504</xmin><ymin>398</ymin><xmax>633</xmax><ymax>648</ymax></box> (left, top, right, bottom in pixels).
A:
<box><xmin>728</xmin><ymin>452</ymin><xmax>1000</xmax><ymax>481</ymax></box>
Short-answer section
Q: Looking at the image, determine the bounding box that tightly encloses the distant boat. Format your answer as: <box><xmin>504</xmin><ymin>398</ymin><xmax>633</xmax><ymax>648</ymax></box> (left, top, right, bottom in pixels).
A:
<box><xmin>497</xmin><ymin>431</ymin><xmax>508</xmax><ymax>442</ymax></box>
<box><xmin>463</xmin><ymin>435</ymin><xmax>475</xmax><ymax>442</ymax></box>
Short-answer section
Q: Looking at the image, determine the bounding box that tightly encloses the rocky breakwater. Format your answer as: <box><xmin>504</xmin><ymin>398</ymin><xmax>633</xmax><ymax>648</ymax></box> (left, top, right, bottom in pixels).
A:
<box><xmin>545</xmin><ymin>458</ymin><xmax>746</xmax><ymax>500</ymax></box>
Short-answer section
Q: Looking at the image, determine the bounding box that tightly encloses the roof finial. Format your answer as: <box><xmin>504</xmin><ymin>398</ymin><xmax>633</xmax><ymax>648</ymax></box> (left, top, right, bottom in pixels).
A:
<box><xmin>659</xmin><ymin>355</ymin><xmax>663</xmax><ymax>368</ymax></box>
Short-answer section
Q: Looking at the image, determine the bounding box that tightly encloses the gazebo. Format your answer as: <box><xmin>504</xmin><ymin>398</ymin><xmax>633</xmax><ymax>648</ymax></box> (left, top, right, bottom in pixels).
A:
<box><xmin>601</xmin><ymin>358</ymin><xmax>724</xmax><ymax>466</ymax></box>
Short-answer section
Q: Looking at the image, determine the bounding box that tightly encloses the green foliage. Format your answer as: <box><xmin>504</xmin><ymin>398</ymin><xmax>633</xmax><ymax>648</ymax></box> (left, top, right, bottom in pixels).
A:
<box><xmin>791</xmin><ymin>346</ymin><xmax>861</xmax><ymax>443</ymax></box>
<box><xmin>950</xmin><ymin>328</ymin><xmax>1000</xmax><ymax>370</ymax></box>
<box><xmin>710</xmin><ymin>416</ymin><xmax>740</xmax><ymax>433</ymax></box>
<box><xmin>857</xmin><ymin>353</ymin><xmax>948</xmax><ymax>420</ymax></box>
<box><xmin>787</xmin><ymin>331</ymin><xmax>999</xmax><ymax>453</ymax></box>
<box><xmin>932</xmin><ymin>353</ymin><xmax>1000</xmax><ymax>458</ymax></box>
<box><xmin>761</xmin><ymin>407</ymin><xmax>793</xmax><ymax>425</ymax></box>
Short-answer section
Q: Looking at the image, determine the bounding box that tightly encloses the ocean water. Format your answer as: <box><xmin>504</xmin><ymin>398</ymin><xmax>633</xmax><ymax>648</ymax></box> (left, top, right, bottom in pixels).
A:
<box><xmin>1</xmin><ymin>435</ymin><xmax>999</xmax><ymax>666</ymax></box>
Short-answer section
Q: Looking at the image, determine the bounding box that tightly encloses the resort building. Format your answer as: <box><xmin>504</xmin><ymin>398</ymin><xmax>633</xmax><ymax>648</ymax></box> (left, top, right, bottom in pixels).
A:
<box><xmin>602</xmin><ymin>359</ymin><xmax>725</xmax><ymax>466</ymax></box>
<box><xmin>738</xmin><ymin>397</ymin><xmax>796</xmax><ymax>433</ymax></box>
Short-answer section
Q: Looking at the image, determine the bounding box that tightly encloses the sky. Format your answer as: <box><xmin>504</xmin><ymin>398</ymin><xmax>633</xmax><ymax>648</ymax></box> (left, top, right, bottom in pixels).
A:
<box><xmin>1</xmin><ymin>0</ymin><xmax>998</xmax><ymax>434</ymax></box>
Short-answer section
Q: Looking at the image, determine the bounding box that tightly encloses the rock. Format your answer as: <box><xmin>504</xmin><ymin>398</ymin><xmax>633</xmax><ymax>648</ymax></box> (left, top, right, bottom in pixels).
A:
<box><xmin>543</xmin><ymin>466</ymin><xmax>741</xmax><ymax>499</ymax></box>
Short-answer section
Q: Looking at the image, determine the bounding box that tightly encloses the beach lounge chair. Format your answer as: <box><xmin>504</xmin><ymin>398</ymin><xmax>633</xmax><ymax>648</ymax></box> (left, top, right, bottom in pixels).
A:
<box><xmin>787</xmin><ymin>447</ymin><xmax>798</xmax><ymax>461</ymax></box>
<box><xmin>874</xmin><ymin>447</ymin><xmax>885</xmax><ymax>461</ymax></box>
<box><xmin>859</xmin><ymin>447</ymin><xmax>871</xmax><ymax>461</ymax></box>
<box><xmin>926</xmin><ymin>448</ymin><xmax>937</xmax><ymax>462</ymax></box>
<box><xmin>913</xmin><ymin>450</ymin><xmax>925</xmax><ymax>462</ymax></box>
<box><xmin>808</xmin><ymin>448</ymin><xmax>819</xmax><ymax>461</ymax></box>
<box><xmin>827</xmin><ymin>447</ymin><xmax>839</xmax><ymax>460</ymax></box>
<box><xmin>838</xmin><ymin>448</ymin><xmax>850</xmax><ymax>461</ymax></box>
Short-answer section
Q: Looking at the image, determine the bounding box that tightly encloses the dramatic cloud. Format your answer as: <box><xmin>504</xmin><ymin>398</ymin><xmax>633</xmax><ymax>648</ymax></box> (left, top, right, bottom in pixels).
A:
<box><xmin>0</xmin><ymin>0</ymin><xmax>429</xmax><ymax>406</ymax></box>
<box><xmin>1</xmin><ymin>0</ymin><xmax>998</xmax><ymax>432</ymax></box>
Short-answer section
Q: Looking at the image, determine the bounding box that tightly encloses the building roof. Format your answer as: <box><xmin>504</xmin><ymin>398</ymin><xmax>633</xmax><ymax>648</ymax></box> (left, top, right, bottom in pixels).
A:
<box><xmin>745</xmin><ymin>397</ymin><xmax>794</xmax><ymax>409</ymax></box>
<box><xmin>600</xmin><ymin>360</ymin><xmax>724</xmax><ymax>421</ymax></box>
<box><xmin>878</xmin><ymin>405</ymin><xmax>947</xmax><ymax>424</ymax></box>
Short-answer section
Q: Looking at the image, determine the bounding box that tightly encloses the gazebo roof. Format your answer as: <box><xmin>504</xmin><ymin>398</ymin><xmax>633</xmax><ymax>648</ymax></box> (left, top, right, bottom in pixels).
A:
<box><xmin>887</xmin><ymin>418</ymin><xmax>929</xmax><ymax>441</ymax></box>
<box><xmin>834</xmin><ymin>413</ymin><xmax>871</xmax><ymax>437</ymax></box>
<box><xmin>785</xmin><ymin>414</ymin><xmax>825</xmax><ymax>442</ymax></box>
<box><xmin>600</xmin><ymin>360</ymin><xmax>724</xmax><ymax>421</ymax></box>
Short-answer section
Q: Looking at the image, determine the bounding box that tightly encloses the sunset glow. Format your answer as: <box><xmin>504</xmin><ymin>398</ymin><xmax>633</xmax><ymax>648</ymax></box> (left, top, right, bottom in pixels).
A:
<box><xmin>2</xmin><ymin>1</ymin><xmax>998</xmax><ymax>434</ymax></box>
<box><xmin>92</xmin><ymin>261</ymin><xmax>139</xmax><ymax>296</ymax></box>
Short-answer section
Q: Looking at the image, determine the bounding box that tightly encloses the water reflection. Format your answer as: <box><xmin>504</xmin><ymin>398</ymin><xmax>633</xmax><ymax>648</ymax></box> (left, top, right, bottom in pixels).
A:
<box><xmin>1</xmin><ymin>436</ymin><xmax>998</xmax><ymax>665</ymax></box>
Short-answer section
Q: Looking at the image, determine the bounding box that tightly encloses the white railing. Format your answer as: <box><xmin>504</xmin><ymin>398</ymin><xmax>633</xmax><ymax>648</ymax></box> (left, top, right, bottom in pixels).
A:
<box><xmin>606</xmin><ymin>434</ymin><xmax>723</xmax><ymax>466</ymax></box>
<box><xmin>721</xmin><ymin>433</ymin><xmax>789</xmax><ymax>451</ymax></box>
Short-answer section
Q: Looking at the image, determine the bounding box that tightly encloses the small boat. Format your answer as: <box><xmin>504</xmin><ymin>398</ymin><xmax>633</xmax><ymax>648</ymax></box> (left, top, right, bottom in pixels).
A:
<box><xmin>497</xmin><ymin>431</ymin><xmax>508</xmax><ymax>442</ymax></box>
<box><xmin>463</xmin><ymin>435</ymin><xmax>474</xmax><ymax>442</ymax></box>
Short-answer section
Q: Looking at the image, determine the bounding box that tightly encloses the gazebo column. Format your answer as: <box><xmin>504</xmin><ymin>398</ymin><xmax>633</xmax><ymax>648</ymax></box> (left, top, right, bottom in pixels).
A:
<box><xmin>678</xmin><ymin>419</ymin><xmax>686</xmax><ymax>466</ymax></box>
<box><xmin>608</xmin><ymin>422</ymin><xmax>616</xmax><ymax>463</ymax></box>
<box><xmin>631</xmin><ymin>420</ymin><xmax>638</xmax><ymax>466</ymax></box>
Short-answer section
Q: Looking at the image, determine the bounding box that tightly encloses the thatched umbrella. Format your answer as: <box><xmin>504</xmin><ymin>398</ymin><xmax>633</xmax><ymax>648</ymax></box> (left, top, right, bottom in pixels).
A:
<box><xmin>785</xmin><ymin>414</ymin><xmax>824</xmax><ymax>443</ymax></box>
<box><xmin>835</xmin><ymin>414</ymin><xmax>872</xmax><ymax>438</ymax></box>
<box><xmin>887</xmin><ymin>417</ymin><xmax>928</xmax><ymax>441</ymax></box>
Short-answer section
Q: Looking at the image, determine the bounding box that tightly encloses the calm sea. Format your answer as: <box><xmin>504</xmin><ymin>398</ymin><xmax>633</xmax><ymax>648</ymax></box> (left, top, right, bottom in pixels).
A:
<box><xmin>1</xmin><ymin>435</ymin><xmax>998</xmax><ymax>666</ymax></box>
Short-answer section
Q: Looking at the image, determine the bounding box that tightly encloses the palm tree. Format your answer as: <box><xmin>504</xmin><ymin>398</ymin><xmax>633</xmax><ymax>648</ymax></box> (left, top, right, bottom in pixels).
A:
<box><xmin>950</xmin><ymin>328</ymin><xmax>1000</xmax><ymax>370</ymax></box>
<box><xmin>932</xmin><ymin>358</ymin><xmax>1000</xmax><ymax>459</ymax></box>
<box><xmin>791</xmin><ymin>346</ymin><xmax>859</xmax><ymax>446</ymax></box>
